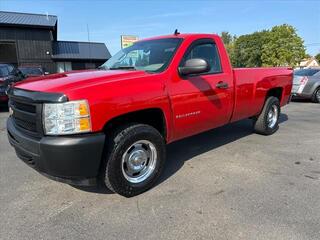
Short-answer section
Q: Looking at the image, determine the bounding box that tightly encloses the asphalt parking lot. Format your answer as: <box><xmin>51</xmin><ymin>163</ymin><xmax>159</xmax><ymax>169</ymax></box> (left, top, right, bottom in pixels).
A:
<box><xmin>0</xmin><ymin>101</ymin><xmax>320</xmax><ymax>240</ymax></box>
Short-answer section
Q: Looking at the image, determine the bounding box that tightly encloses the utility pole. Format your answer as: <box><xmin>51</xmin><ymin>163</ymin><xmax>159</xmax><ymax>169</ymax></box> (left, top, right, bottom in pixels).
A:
<box><xmin>87</xmin><ymin>24</ymin><xmax>92</xmax><ymax>65</ymax></box>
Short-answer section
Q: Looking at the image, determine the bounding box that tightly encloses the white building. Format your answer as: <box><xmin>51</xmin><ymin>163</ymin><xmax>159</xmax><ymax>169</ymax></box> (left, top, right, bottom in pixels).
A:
<box><xmin>299</xmin><ymin>58</ymin><xmax>320</xmax><ymax>68</ymax></box>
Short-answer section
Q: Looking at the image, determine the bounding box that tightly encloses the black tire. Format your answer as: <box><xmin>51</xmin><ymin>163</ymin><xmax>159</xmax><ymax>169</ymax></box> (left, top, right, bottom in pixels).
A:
<box><xmin>253</xmin><ymin>96</ymin><xmax>280</xmax><ymax>135</ymax></box>
<box><xmin>100</xmin><ymin>123</ymin><xmax>166</xmax><ymax>197</ymax></box>
<box><xmin>311</xmin><ymin>88</ymin><xmax>320</xmax><ymax>103</ymax></box>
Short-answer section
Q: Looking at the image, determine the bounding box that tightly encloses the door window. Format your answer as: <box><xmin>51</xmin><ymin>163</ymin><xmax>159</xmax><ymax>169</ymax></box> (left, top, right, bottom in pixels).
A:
<box><xmin>181</xmin><ymin>42</ymin><xmax>222</xmax><ymax>74</ymax></box>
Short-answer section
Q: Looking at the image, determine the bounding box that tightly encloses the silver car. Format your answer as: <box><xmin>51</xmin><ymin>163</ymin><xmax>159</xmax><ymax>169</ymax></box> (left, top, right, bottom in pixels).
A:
<box><xmin>292</xmin><ymin>68</ymin><xmax>320</xmax><ymax>103</ymax></box>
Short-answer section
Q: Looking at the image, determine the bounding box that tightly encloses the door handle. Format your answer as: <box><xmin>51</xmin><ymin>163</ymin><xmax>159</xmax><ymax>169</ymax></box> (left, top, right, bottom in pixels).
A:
<box><xmin>216</xmin><ymin>81</ymin><xmax>229</xmax><ymax>89</ymax></box>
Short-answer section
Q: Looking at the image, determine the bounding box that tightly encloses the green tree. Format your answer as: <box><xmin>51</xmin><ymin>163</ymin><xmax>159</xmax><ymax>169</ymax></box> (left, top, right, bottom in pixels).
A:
<box><xmin>232</xmin><ymin>30</ymin><xmax>268</xmax><ymax>67</ymax></box>
<box><xmin>220</xmin><ymin>31</ymin><xmax>236</xmax><ymax>66</ymax></box>
<box><xmin>315</xmin><ymin>53</ymin><xmax>320</xmax><ymax>63</ymax></box>
<box><xmin>221</xmin><ymin>31</ymin><xmax>233</xmax><ymax>45</ymax></box>
<box><xmin>305</xmin><ymin>53</ymin><xmax>312</xmax><ymax>59</ymax></box>
<box><xmin>261</xmin><ymin>24</ymin><xmax>305</xmax><ymax>67</ymax></box>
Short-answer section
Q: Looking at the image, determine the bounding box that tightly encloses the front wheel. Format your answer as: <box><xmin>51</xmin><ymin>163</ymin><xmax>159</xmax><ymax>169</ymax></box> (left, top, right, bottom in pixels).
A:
<box><xmin>253</xmin><ymin>96</ymin><xmax>280</xmax><ymax>135</ymax></box>
<box><xmin>100</xmin><ymin>124</ymin><xmax>166</xmax><ymax>197</ymax></box>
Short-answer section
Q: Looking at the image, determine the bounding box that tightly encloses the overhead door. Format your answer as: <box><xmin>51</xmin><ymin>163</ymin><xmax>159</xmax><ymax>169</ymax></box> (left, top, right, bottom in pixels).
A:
<box><xmin>0</xmin><ymin>42</ymin><xmax>18</xmax><ymax>65</ymax></box>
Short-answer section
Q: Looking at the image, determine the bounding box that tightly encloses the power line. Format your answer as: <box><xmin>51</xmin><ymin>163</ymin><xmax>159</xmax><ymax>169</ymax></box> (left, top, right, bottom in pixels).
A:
<box><xmin>305</xmin><ymin>43</ymin><xmax>320</xmax><ymax>46</ymax></box>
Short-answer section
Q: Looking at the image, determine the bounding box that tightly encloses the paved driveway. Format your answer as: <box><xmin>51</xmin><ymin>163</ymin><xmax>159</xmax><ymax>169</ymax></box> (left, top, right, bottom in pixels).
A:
<box><xmin>0</xmin><ymin>101</ymin><xmax>319</xmax><ymax>240</ymax></box>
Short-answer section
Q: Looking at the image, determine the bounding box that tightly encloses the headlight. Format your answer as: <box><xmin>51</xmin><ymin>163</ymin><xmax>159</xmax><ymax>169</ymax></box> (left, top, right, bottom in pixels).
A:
<box><xmin>43</xmin><ymin>100</ymin><xmax>91</xmax><ymax>135</ymax></box>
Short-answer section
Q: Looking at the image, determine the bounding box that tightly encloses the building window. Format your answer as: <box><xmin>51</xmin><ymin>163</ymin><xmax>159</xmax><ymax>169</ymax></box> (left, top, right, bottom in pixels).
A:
<box><xmin>71</xmin><ymin>62</ymin><xmax>85</xmax><ymax>70</ymax></box>
<box><xmin>85</xmin><ymin>63</ymin><xmax>96</xmax><ymax>69</ymax></box>
<box><xmin>57</xmin><ymin>62</ymin><xmax>72</xmax><ymax>72</ymax></box>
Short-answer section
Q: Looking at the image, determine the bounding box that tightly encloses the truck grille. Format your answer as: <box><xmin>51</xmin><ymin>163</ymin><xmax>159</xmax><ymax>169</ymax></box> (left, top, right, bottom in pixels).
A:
<box><xmin>7</xmin><ymin>87</ymin><xmax>68</xmax><ymax>136</ymax></box>
<box><xmin>12</xmin><ymin>101</ymin><xmax>36</xmax><ymax>113</ymax></box>
<box><xmin>9</xmin><ymin>98</ymin><xmax>41</xmax><ymax>135</ymax></box>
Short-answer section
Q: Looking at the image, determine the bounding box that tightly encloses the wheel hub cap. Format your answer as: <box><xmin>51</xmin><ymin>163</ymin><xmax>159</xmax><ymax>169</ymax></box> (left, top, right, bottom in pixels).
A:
<box><xmin>128</xmin><ymin>149</ymin><xmax>148</xmax><ymax>172</ymax></box>
<box><xmin>267</xmin><ymin>105</ymin><xmax>278</xmax><ymax>128</ymax></box>
<box><xmin>316</xmin><ymin>90</ymin><xmax>320</xmax><ymax>101</ymax></box>
<box><xmin>121</xmin><ymin>140</ymin><xmax>157</xmax><ymax>184</ymax></box>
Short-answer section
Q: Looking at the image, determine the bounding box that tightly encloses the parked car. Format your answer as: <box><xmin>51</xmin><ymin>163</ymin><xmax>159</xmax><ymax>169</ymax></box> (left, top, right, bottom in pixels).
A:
<box><xmin>0</xmin><ymin>64</ymin><xmax>25</xmax><ymax>103</ymax></box>
<box><xmin>18</xmin><ymin>66</ymin><xmax>45</xmax><ymax>78</ymax></box>
<box><xmin>6</xmin><ymin>33</ymin><xmax>293</xmax><ymax>197</ymax></box>
<box><xmin>291</xmin><ymin>68</ymin><xmax>320</xmax><ymax>103</ymax></box>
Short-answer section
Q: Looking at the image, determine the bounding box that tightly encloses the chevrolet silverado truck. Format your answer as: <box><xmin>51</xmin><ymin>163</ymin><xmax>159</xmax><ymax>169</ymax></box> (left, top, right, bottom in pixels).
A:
<box><xmin>7</xmin><ymin>33</ymin><xmax>293</xmax><ymax>197</ymax></box>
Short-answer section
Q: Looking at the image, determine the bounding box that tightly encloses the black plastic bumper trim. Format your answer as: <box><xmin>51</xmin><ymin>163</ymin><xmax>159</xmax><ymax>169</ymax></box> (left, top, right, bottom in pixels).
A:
<box><xmin>7</xmin><ymin>117</ymin><xmax>105</xmax><ymax>186</ymax></box>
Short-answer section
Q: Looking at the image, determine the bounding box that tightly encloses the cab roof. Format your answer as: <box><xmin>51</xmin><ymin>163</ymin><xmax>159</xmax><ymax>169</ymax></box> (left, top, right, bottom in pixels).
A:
<box><xmin>138</xmin><ymin>33</ymin><xmax>219</xmax><ymax>42</ymax></box>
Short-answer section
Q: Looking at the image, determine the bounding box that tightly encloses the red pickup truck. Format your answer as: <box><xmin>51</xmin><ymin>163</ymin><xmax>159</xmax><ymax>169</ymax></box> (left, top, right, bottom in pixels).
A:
<box><xmin>7</xmin><ymin>33</ymin><xmax>293</xmax><ymax>197</ymax></box>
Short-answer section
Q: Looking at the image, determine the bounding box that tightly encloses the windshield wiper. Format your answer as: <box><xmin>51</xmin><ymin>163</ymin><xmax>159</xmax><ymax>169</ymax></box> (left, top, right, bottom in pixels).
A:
<box><xmin>109</xmin><ymin>66</ymin><xmax>136</xmax><ymax>70</ymax></box>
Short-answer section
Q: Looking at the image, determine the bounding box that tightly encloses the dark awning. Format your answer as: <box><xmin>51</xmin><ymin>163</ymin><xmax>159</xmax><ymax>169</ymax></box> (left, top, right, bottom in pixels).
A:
<box><xmin>52</xmin><ymin>41</ymin><xmax>111</xmax><ymax>61</ymax></box>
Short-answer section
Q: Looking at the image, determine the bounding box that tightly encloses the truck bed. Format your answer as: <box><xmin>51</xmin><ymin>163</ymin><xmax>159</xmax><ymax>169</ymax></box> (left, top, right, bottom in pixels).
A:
<box><xmin>231</xmin><ymin>67</ymin><xmax>293</xmax><ymax>122</ymax></box>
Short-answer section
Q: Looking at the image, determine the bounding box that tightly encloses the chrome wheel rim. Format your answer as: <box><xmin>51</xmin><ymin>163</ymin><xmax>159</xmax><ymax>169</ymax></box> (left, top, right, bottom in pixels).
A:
<box><xmin>121</xmin><ymin>140</ymin><xmax>157</xmax><ymax>184</ymax></box>
<box><xmin>267</xmin><ymin>105</ymin><xmax>278</xmax><ymax>129</ymax></box>
<box><xmin>316</xmin><ymin>90</ymin><xmax>320</xmax><ymax>102</ymax></box>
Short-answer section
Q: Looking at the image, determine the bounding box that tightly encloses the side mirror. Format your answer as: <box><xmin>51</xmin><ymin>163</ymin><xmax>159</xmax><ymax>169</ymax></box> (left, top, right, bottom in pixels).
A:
<box><xmin>178</xmin><ymin>58</ymin><xmax>210</xmax><ymax>76</ymax></box>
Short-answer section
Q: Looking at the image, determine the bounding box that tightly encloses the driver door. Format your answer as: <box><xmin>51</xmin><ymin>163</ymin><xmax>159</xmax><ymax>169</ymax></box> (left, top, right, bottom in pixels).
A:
<box><xmin>169</xmin><ymin>39</ymin><xmax>233</xmax><ymax>140</ymax></box>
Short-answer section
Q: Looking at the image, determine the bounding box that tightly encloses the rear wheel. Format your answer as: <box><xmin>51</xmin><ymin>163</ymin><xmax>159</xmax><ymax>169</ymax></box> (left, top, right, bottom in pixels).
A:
<box><xmin>100</xmin><ymin>123</ymin><xmax>166</xmax><ymax>197</ymax></box>
<box><xmin>312</xmin><ymin>88</ymin><xmax>320</xmax><ymax>103</ymax></box>
<box><xmin>253</xmin><ymin>96</ymin><xmax>280</xmax><ymax>135</ymax></box>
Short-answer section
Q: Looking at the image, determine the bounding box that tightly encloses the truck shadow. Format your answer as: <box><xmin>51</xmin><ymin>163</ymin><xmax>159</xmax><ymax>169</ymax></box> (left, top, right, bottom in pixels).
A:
<box><xmin>73</xmin><ymin>185</ymin><xmax>114</xmax><ymax>194</ymax></box>
<box><xmin>291</xmin><ymin>99</ymin><xmax>312</xmax><ymax>103</ymax></box>
<box><xmin>72</xmin><ymin>113</ymin><xmax>288</xmax><ymax>195</ymax></box>
<box><xmin>157</xmin><ymin>113</ymin><xmax>288</xmax><ymax>186</ymax></box>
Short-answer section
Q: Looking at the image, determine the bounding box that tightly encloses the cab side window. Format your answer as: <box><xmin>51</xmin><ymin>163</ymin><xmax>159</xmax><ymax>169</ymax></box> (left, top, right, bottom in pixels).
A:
<box><xmin>182</xmin><ymin>42</ymin><xmax>222</xmax><ymax>74</ymax></box>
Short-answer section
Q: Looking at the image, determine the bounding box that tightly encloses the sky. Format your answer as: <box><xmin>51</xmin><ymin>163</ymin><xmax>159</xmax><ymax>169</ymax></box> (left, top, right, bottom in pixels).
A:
<box><xmin>1</xmin><ymin>0</ymin><xmax>320</xmax><ymax>56</ymax></box>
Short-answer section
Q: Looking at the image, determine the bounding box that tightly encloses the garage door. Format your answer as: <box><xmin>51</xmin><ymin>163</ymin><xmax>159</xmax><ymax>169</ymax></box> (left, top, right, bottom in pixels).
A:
<box><xmin>0</xmin><ymin>42</ymin><xmax>18</xmax><ymax>65</ymax></box>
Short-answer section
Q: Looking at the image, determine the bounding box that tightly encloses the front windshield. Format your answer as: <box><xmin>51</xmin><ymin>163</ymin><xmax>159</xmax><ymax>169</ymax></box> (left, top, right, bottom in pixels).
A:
<box><xmin>101</xmin><ymin>38</ymin><xmax>182</xmax><ymax>73</ymax></box>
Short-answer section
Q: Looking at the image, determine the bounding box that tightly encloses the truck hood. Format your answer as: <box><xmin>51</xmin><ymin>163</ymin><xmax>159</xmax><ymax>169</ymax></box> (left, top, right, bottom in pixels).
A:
<box><xmin>14</xmin><ymin>69</ymin><xmax>150</xmax><ymax>93</ymax></box>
